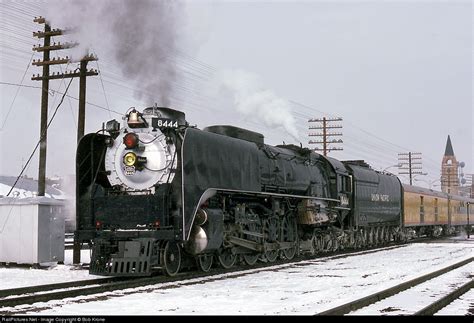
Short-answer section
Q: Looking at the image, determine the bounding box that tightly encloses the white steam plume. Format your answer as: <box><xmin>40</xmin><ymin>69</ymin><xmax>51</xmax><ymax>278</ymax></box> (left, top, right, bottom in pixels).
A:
<box><xmin>46</xmin><ymin>0</ymin><xmax>183</xmax><ymax>106</ymax></box>
<box><xmin>218</xmin><ymin>69</ymin><xmax>300</xmax><ymax>141</ymax></box>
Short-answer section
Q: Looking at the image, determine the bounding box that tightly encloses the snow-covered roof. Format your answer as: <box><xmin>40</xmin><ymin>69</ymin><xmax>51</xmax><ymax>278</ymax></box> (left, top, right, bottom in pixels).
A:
<box><xmin>0</xmin><ymin>196</ymin><xmax>64</xmax><ymax>205</ymax></box>
<box><xmin>0</xmin><ymin>175</ymin><xmax>66</xmax><ymax>199</ymax></box>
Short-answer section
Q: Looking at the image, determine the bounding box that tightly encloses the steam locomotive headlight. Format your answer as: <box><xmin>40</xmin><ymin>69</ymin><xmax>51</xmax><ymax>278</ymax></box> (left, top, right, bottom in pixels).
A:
<box><xmin>123</xmin><ymin>133</ymin><xmax>139</xmax><ymax>149</ymax></box>
<box><xmin>123</xmin><ymin>152</ymin><xmax>137</xmax><ymax>166</ymax></box>
<box><xmin>105</xmin><ymin>119</ymin><xmax>120</xmax><ymax>134</ymax></box>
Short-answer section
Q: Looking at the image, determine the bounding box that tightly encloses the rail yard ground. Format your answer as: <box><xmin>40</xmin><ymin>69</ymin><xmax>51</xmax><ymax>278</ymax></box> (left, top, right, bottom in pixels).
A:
<box><xmin>0</xmin><ymin>236</ymin><xmax>472</xmax><ymax>315</ymax></box>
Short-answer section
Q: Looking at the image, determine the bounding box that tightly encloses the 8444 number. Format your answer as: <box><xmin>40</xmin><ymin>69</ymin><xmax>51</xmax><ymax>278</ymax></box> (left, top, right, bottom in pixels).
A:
<box><xmin>152</xmin><ymin>118</ymin><xmax>178</xmax><ymax>129</ymax></box>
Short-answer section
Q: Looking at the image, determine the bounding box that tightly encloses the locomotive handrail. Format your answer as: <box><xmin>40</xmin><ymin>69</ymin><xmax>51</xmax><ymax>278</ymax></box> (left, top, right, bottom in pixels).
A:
<box><xmin>206</xmin><ymin>188</ymin><xmax>341</xmax><ymax>203</ymax></box>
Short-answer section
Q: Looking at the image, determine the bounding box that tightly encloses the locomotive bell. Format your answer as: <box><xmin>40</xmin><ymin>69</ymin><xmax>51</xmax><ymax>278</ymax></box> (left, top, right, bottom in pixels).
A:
<box><xmin>128</xmin><ymin>110</ymin><xmax>139</xmax><ymax>123</ymax></box>
<box><xmin>127</xmin><ymin>108</ymin><xmax>146</xmax><ymax>128</ymax></box>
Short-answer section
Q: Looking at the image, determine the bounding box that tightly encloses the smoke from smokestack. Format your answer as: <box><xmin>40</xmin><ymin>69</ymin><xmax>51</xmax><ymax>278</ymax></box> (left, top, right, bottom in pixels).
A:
<box><xmin>46</xmin><ymin>0</ymin><xmax>183</xmax><ymax>106</ymax></box>
<box><xmin>45</xmin><ymin>2</ymin><xmax>300</xmax><ymax>141</ymax></box>
<box><xmin>217</xmin><ymin>69</ymin><xmax>300</xmax><ymax>141</ymax></box>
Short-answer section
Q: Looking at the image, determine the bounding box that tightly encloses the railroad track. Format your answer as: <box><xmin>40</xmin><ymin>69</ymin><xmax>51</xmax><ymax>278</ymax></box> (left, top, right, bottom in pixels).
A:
<box><xmin>316</xmin><ymin>256</ymin><xmax>473</xmax><ymax>316</ymax></box>
<box><xmin>415</xmin><ymin>279</ymin><xmax>474</xmax><ymax>315</ymax></box>
<box><xmin>0</xmin><ymin>237</ymin><xmax>462</xmax><ymax>314</ymax></box>
<box><xmin>0</xmin><ymin>243</ymin><xmax>409</xmax><ymax>314</ymax></box>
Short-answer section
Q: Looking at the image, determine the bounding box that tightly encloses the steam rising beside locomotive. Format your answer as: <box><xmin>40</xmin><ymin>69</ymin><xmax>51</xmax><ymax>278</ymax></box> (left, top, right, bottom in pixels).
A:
<box><xmin>75</xmin><ymin>107</ymin><xmax>474</xmax><ymax>276</ymax></box>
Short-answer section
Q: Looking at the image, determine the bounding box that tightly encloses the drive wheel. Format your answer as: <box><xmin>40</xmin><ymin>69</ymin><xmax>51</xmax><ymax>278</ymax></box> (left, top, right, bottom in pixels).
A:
<box><xmin>323</xmin><ymin>234</ymin><xmax>332</xmax><ymax>252</ymax></box>
<box><xmin>331</xmin><ymin>235</ymin><xmax>339</xmax><ymax>252</ymax></box>
<box><xmin>281</xmin><ymin>217</ymin><xmax>297</xmax><ymax>260</ymax></box>
<box><xmin>264</xmin><ymin>248</ymin><xmax>279</xmax><ymax>262</ymax></box>
<box><xmin>162</xmin><ymin>241</ymin><xmax>181</xmax><ymax>276</ymax></box>
<box><xmin>312</xmin><ymin>233</ymin><xmax>323</xmax><ymax>255</ymax></box>
<box><xmin>243</xmin><ymin>220</ymin><xmax>260</xmax><ymax>266</ymax></box>
<box><xmin>263</xmin><ymin>217</ymin><xmax>280</xmax><ymax>262</ymax></box>
<box><xmin>196</xmin><ymin>254</ymin><xmax>214</xmax><ymax>272</ymax></box>
<box><xmin>217</xmin><ymin>248</ymin><xmax>237</xmax><ymax>269</ymax></box>
<box><xmin>243</xmin><ymin>253</ymin><xmax>259</xmax><ymax>266</ymax></box>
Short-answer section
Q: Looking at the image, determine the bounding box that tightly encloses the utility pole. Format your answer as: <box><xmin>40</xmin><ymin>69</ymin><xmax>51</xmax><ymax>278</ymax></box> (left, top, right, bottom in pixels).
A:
<box><xmin>308</xmin><ymin>117</ymin><xmax>343</xmax><ymax>156</ymax></box>
<box><xmin>398</xmin><ymin>152</ymin><xmax>423</xmax><ymax>185</ymax></box>
<box><xmin>32</xmin><ymin>16</ymin><xmax>98</xmax><ymax>264</ymax></box>
<box><xmin>459</xmin><ymin>173</ymin><xmax>473</xmax><ymax>198</ymax></box>
<box><xmin>467</xmin><ymin>202</ymin><xmax>470</xmax><ymax>239</ymax></box>
<box><xmin>32</xmin><ymin>17</ymin><xmax>98</xmax><ymax>195</ymax></box>
<box><xmin>32</xmin><ymin>17</ymin><xmax>52</xmax><ymax>197</ymax></box>
<box><xmin>471</xmin><ymin>174</ymin><xmax>474</xmax><ymax>199</ymax></box>
<box><xmin>78</xmin><ymin>59</ymin><xmax>91</xmax><ymax>141</ymax></box>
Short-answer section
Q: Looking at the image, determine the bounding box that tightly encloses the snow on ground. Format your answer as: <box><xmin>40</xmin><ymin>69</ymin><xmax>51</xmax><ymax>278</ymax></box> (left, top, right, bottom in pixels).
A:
<box><xmin>0</xmin><ymin>249</ymin><xmax>98</xmax><ymax>290</ymax></box>
<box><xmin>1</xmin><ymin>239</ymin><xmax>471</xmax><ymax>315</ymax></box>
<box><xmin>436</xmin><ymin>289</ymin><xmax>474</xmax><ymax>316</ymax></box>
<box><xmin>348</xmin><ymin>262</ymin><xmax>473</xmax><ymax>315</ymax></box>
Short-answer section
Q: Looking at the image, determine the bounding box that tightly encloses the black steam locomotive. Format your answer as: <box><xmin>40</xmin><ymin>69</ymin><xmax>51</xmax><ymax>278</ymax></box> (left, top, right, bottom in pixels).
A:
<box><xmin>74</xmin><ymin>107</ymin><xmax>420</xmax><ymax>276</ymax></box>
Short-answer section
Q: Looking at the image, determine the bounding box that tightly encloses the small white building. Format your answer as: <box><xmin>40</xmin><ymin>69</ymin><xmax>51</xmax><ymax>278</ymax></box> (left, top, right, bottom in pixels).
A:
<box><xmin>0</xmin><ymin>196</ymin><xmax>65</xmax><ymax>266</ymax></box>
<box><xmin>0</xmin><ymin>175</ymin><xmax>76</xmax><ymax>232</ymax></box>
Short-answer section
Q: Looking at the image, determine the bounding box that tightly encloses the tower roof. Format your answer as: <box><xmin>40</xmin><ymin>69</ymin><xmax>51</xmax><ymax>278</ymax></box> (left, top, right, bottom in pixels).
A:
<box><xmin>444</xmin><ymin>135</ymin><xmax>455</xmax><ymax>156</ymax></box>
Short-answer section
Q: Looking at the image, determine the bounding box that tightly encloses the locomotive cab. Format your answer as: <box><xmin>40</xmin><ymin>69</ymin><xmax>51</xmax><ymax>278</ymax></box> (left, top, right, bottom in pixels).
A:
<box><xmin>322</xmin><ymin>156</ymin><xmax>352</xmax><ymax>223</ymax></box>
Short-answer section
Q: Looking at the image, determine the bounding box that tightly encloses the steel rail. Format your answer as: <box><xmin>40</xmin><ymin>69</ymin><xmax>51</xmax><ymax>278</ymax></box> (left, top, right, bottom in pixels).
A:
<box><xmin>316</xmin><ymin>256</ymin><xmax>474</xmax><ymax>315</ymax></box>
<box><xmin>414</xmin><ymin>279</ymin><xmax>474</xmax><ymax>316</ymax></box>
<box><xmin>0</xmin><ymin>243</ymin><xmax>411</xmax><ymax>311</ymax></box>
<box><xmin>0</xmin><ymin>277</ymin><xmax>127</xmax><ymax>299</ymax></box>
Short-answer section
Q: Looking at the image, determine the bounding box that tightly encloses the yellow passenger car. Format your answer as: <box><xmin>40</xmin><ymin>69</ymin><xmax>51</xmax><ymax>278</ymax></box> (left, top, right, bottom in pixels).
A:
<box><xmin>403</xmin><ymin>185</ymin><xmax>473</xmax><ymax>234</ymax></box>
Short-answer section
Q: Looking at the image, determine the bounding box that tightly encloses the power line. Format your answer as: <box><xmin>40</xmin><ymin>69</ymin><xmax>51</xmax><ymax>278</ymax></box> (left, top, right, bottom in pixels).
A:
<box><xmin>0</xmin><ymin>81</ymin><xmax>123</xmax><ymax>115</ymax></box>
<box><xmin>1</xmin><ymin>52</ymin><xmax>35</xmax><ymax>130</ymax></box>
<box><xmin>6</xmin><ymin>76</ymin><xmax>75</xmax><ymax>197</ymax></box>
<box><xmin>93</xmin><ymin>58</ymin><xmax>112</xmax><ymax>119</ymax></box>
<box><xmin>51</xmin><ymin>36</ymin><xmax>77</xmax><ymax>129</ymax></box>
<box><xmin>1</xmin><ymin>8</ymin><xmax>463</xmax><ymax>176</ymax></box>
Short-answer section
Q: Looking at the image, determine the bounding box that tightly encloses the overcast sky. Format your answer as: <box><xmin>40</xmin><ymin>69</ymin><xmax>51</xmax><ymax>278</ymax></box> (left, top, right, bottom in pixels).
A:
<box><xmin>0</xmin><ymin>0</ymin><xmax>472</xmax><ymax>189</ymax></box>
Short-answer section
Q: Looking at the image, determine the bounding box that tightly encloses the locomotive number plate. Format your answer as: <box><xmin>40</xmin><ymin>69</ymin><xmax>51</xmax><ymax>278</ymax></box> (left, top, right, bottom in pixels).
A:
<box><xmin>152</xmin><ymin>118</ymin><xmax>178</xmax><ymax>129</ymax></box>
<box><xmin>124</xmin><ymin>166</ymin><xmax>136</xmax><ymax>176</ymax></box>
